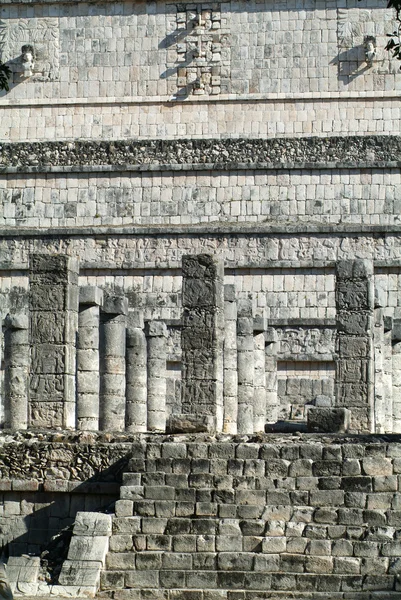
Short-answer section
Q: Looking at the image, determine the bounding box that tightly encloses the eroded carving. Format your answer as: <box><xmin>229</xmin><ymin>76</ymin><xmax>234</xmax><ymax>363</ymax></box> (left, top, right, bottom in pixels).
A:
<box><xmin>29</xmin><ymin>401</ymin><xmax>63</xmax><ymax>428</ymax></box>
<box><xmin>337</xmin><ymin>7</ymin><xmax>396</xmax><ymax>74</ymax></box>
<box><xmin>167</xmin><ymin>3</ymin><xmax>230</xmax><ymax>96</ymax></box>
<box><xmin>0</xmin><ymin>18</ymin><xmax>59</xmax><ymax>81</ymax></box>
<box><xmin>277</xmin><ymin>328</ymin><xmax>335</xmax><ymax>357</ymax></box>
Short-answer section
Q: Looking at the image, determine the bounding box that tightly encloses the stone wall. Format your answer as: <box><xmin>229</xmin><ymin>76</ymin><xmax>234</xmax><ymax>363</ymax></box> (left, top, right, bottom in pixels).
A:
<box><xmin>1</xmin><ymin>434</ymin><xmax>401</xmax><ymax>599</ymax></box>
<box><xmin>103</xmin><ymin>436</ymin><xmax>401</xmax><ymax>600</ymax></box>
<box><xmin>0</xmin><ymin>0</ymin><xmax>396</xmax><ymax>102</ymax></box>
<box><xmin>1</xmin><ymin>165</ymin><xmax>401</xmax><ymax>228</ymax></box>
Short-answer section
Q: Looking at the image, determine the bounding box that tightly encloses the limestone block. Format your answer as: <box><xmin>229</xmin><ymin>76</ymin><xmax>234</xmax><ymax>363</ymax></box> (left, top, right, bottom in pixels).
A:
<box><xmin>307</xmin><ymin>407</ymin><xmax>351</xmax><ymax>433</ymax></box>
<box><xmin>51</xmin><ymin>584</ymin><xmax>98</xmax><ymax>597</ymax></box>
<box><xmin>72</xmin><ymin>512</ymin><xmax>112</xmax><ymax>536</ymax></box>
<box><xmin>103</xmin><ymin>296</ymin><xmax>128</xmax><ymax>316</ymax></box>
<box><xmin>79</xmin><ymin>286</ymin><xmax>103</xmax><ymax>307</ymax></box>
<box><xmin>58</xmin><ymin>561</ymin><xmax>103</xmax><ymax>586</ymax></box>
<box><xmin>67</xmin><ymin>536</ymin><xmax>109</xmax><ymax>562</ymax></box>
<box><xmin>167</xmin><ymin>414</ymin><xmax>215</xmax><ymax>433</ymax></box>
<box><xmin>3</xmin><ymin>314</ymin><xmax>29</xmax><ymax>330</ymax></box>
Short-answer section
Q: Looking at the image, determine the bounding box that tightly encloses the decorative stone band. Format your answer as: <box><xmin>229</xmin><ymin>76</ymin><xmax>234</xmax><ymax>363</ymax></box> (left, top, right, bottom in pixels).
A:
<box><xmin>0</xmin><ymin>135</ymin><xmax>401</xmax><ymax>172</ymax></box>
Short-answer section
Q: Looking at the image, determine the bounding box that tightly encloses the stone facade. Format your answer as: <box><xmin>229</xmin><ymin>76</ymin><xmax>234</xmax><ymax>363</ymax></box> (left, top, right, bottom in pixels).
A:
<box><xmin>1</xmin><ymin>0</ymin><xmax>401</xmax><ymax>596</ymax></box>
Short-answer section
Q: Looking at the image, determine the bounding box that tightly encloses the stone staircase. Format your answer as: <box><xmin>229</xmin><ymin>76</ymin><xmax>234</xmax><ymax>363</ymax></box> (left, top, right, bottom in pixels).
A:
<box><xmin>102</xmin><ymin>439</ymin><xmax>401</xmax><ymax>599</ymax></box>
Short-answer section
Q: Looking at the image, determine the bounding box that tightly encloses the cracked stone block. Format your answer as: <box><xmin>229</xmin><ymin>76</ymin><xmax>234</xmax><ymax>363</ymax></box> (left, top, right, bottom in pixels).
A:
<box><xmin>307</xmin><ymin>407</ymin><xmax>351</xmax><ymax>433</ymax></box>
<box><xmin>7</xmin><ymin>556</ymin><xmax>40</xmax><ymax>584</ymax></box>
<box><xmin>72</xmin><ymin>512</ymin><xmax>112</xmax><ymax>537</ymax></box>
<box><xmin>58</xmin><ymin>561</ymin><xmax>102</xmax><ymax>587</ymax></box>
<box><xmin>14</xmin><ymin>581</ymin><xmax>39</xmax><ymax>595</ymax></box>
<box><xmin>50</xmin><ymin>584</ymin><xmax>98</xmax><ymax>598</ymax></box>
<box><xmin>67</xmin><ymin>536</ymin><xmax>109</xmax><ymax>563</ymax></box>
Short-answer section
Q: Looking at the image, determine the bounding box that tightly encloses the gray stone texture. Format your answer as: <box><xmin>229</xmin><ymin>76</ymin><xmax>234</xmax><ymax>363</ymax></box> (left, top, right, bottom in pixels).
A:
<box><xmin>126</xmin><ymin>313</ymin><xmax>147</xmax><ymax>433</ymax></box>
<box><xmin>77</xmin><ymin>286</ymin><xmax>103</xmax><ymax>431</ymax></box>
<box><xmin>180</xmin><ymin>255</ymin><xmax>224</xmax><ymax>432</ymax></box>
<box><xmin>2</xmin><ymin>136</ymin><xmax>401</xmax><ymax>169</ymax></box>
<box><xmin>223</xmin><ymin>285</ymin><xmax>238</xmax><ymax>434</ymax></box>
<box><xmin>335</xmin><ymin>260</ymin><xmax>374</xmax><ymax>433</ymax></box>
<box><xmin>102</xmin><ymin>437</ymin><xmax>401</xmax><ymax>598</ymax></box>
<box><xmin>237</xmin><ymin>299</ymin><xmax>254</xmax><ymax>434</ymax></box>
<box><xmin>3</xmin><ymin>313</ymin><xmax>29</xmax><ymax>430</ymax></box>
<box><xmin>29</xmin><ymin>254</ymin><xmax>79</xmax><ymax>429</ymax></box>
<box><xmin>146</xmin><ymin>320</ymin><xmax>168</xmax><ymax>432</ymax></box>
<box><xmin>99</xmin><ymin>296</ymin><xmax>127</xmax><ymax>431</ymax></box>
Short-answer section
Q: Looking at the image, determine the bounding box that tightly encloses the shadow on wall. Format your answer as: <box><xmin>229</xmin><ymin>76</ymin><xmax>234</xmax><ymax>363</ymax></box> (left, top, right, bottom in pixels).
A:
<box><xmin>331</xmin><ymin>45</ymin><xmax>371</xmax><ymax>83</ymax></box>
<box><xmin>1</xmin><ymin>456</ymin><xmax>129</xmax><ymax>585</ymax></box>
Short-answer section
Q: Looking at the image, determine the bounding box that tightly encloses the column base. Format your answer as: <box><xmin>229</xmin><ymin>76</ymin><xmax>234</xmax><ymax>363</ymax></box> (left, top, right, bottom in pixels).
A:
<box><xmin>167</xmin><ymin>414</ymin><xmax>215</xmax><ymax>434</ymax></box>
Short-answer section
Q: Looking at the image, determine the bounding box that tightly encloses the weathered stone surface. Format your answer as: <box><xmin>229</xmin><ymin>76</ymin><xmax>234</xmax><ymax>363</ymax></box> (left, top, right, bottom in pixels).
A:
<box><xmin>2</xmin><ymin>136</ymin><xmax>401</xmax><ymax>169</ymax></box>
<box><xmin>181</xmin><ymin>255</ymin><xmax>224</xmax><ymax>431</ymax></box>
<box><xmin>167</xmin><ymin>414</ymin><xmax>215</xmax><ymax>434</ymax></box>
<box><xmin>73</xmin><ymin>512</ymin><xmax>112</xmax><ymax>537</ymax></box>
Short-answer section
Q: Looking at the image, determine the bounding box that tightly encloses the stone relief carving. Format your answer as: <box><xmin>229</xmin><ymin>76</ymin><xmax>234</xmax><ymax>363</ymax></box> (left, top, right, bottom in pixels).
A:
<box><xmin>29</xmin><ymin>401</ymin><xmax>64</xmax><ymax>428</ymax></box>
<box><xmin>277</xmin><ymin>327</ymin><xmax>335</xmax><ymax>357</ymax></box>
<box><xmin>0</xmin><ymin>18</ymin><xmax>59</xmax><ymax>81</ymax></box>
<box><xmin>337</xmin><ymin>8</ymin><xmax>396</xmax><ymax>73</ymax></box>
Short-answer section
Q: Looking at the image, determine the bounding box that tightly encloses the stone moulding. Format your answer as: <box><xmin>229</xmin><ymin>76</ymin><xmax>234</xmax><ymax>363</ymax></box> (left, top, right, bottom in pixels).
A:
<box><xmin>0</xmin><ymin>135</ymin><xmax>400</xmax><ymax>172</ymax></box>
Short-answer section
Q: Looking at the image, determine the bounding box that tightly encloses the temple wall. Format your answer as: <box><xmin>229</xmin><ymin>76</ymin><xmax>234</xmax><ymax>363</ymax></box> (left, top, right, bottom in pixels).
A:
<box><xmin>1</xmin><ymin>167</ymin><xmax>401</xmax><ymax>228</ymax></box>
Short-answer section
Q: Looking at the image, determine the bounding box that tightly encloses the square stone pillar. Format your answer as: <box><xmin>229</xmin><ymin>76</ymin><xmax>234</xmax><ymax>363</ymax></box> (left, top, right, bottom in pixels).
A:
<box><xmin>173</xmin><ymin>254</ymin><xmax>224</xmax><ymax>433</ymax></box>
<box><xmin>335</xmin><ymin>260</ymin><xmax>374</xmax><ymax>433</ymax></box>
<box><xmin>29</xmin><ymin>254</ymin><xmax>79</xmax><ymax>429</ymax></box>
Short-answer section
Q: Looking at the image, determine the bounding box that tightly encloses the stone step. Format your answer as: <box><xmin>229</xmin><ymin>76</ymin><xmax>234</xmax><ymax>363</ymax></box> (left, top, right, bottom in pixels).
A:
<box><xmin>113</xmin><ymin>590</ymin><xmax>401</xmax><ymax>600</ymax></box>
<box><xmin>102</xmin><ymin>569</ymin><xmax>396</xmax><ymax>592</ymax></box>
<box><xmin>106</xmin><ymin>551</ymin><xmax>373</xmax><ymax>574</ymax></box>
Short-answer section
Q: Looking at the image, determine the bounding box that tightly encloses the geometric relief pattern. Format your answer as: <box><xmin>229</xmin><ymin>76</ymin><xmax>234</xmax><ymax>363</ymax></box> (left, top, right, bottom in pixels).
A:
<box><xmin>167</xmin><ymin>2</ymin><xmax>230</xmax><ymax>96</ymax></box>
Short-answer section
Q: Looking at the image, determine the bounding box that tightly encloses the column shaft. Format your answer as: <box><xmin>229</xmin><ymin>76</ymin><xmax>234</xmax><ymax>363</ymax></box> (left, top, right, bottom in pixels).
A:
<box><xmin>254</xmin><ymin>330</ymin><xmax>266</xmax><ymax>432</ymax></box>
<box><xmin>77</xmin><ymin>287</ymin><xmax>103</xmax><ymax>431</ymax></box>
<box><xmin>237</xmin><ymin>298</ymin><xmax>254</xmax><ymax>434</ymax></box>
<box><xmin>146</xmin><ymin>321</ymin><xmax>167</xmax><ymax>432</ymax></box>
<box><xmin>223</xmin><ymin>285</ymin><xmax>238</xmax><ymax>434</ymax></box>
<box><xmin>3</xmin><ymin>314</ymin><xmax>29</xmax><ymax>430</ymax></box>
<box><xmin>179</xmin><ymin>254</ymin><xmax>224</xmax><ymax>433</ymax></box>
<box><xmin>99</xmin><ymin>296</ymin><xmax>128</xmax><ymax>431</ymax></box>
<box><xmin>29</xmin><ymin>254</ymin><xmax>79</xmax><ymax>429</ymax></box>
<box><xmin>126</xmin><ymin>312</ymin><xmax>147</xmax><ymax>432</ymax></box>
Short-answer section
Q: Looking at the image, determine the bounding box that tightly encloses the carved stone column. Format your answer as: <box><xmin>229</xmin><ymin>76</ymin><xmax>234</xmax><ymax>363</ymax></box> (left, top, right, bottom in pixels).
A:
<box><xmin>3</xmin><ymin>314</ymin><xmax>29</xmax><ymax>430</ymax></box>
<box><xmin>178</xmin><ymin>254</ymin><xmax>224</xmax><ymax>433</ymax></box>
<box><xmin>223</xmin><ymin>285</ymin><xmax>238</xmax><ymax>433</ymax></box>
<box><xmin>99</xmin><ymin>296</ymin><xmax>128</xmax><ymax>431</ymax></box>
<box><xmin>126</xmin><ymin>311</ymin><xmax>147</xmax><ymax>432</ymax></box>
<box><xmin>77</xmin><ymin>286</ymin><xmax>103</xmax><ymax>431</ymax></box>
<box><xmin>146</xmin><ymin>321</ymin><xmax>167</xmax><ymax>432</ymax></box>
<box><xmin>237</xmin><ymin>298</ymin><xmax>254</xmax><ymax>434</ymax></box>
<box><xmin>29</xmin><ymin>254</ymin><xmax>79</xmax><ymax>429</ymax></box>
<box><xmin>335</xmin><ymin>260</ymin><xmax>374</xmax><ymax>433</ymax></box>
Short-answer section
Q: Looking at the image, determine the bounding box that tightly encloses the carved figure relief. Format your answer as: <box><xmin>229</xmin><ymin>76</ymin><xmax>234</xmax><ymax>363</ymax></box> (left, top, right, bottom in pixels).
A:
<box><xmin>30</xmin><ymin>401</ymin><xmax>63</xmax><ymax>428</ymax></box>
<box><xmin>277</xmin><ymin>328</ymin><xmax>335</xmax><ymax>357</ymax></box>
<box><xmin>31</xmin><ymin>345</ymin><xmax>65</xmax><ymax>375</ymax></box>
<box><xmin>31</xmin><ymin>312</ymin><xmax>65</xmax><ymax>344</ymax></box>
<box><xmin>0</xmin><ymin>18</ymin><xmax>59</xmax><ymax>81</ymax></box>
<box><xmin>337</xmin><ymin>8</ymin><xmax>396</xmax><ymax>74</ymax></box>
